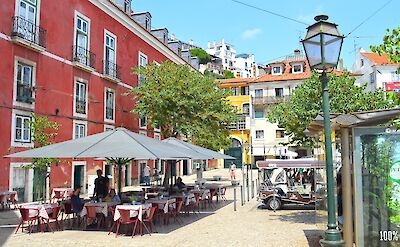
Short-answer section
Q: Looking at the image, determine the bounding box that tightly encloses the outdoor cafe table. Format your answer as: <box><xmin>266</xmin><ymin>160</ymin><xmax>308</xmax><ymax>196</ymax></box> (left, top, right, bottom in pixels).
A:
<box><xmin>51</xmin><ymin>188</ymin><xmax>73</xmax><ymax>201</ymax></box>
<box><xmin>21</xmin><ymin>203</ymin><xmax>58</xmax><ymax>219</ymax></box>
<box><xmin>146</xmin><ymin>198</ymin><xmax>176</xmax><ymax>213</ymax></box>
<box><xmin>80</xmin><ymin>201</ymin><xmax>119</xmax><ymax>217</ymax></box>
<box><xmin>191</xmin><ymin>189</ymin><xmax>211</xmax><ymax>200</ymax></box>
<box><xmin>113</xmin><ymin>203</ymin><xmax>152</xmax><ymax>221</ymax></box>
<box><xmin>0</xmin><ymin>191</ymin><xmax>18</xmax><ymax>207</ymax></box>
<box><xmin>170</xmin><ymin>193</ymin><xmax>195</xmax><ymax>206</ymax></box>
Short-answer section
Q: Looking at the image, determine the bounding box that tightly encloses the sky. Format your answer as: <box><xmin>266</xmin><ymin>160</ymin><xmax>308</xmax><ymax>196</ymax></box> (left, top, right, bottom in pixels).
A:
<box><xmin>133</xmin><ymin>0</ymin><xmax>399</xmax><ymax>70</ymax></box>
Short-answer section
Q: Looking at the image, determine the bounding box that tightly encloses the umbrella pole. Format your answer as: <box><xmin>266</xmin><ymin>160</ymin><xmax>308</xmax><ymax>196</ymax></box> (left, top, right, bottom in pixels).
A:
<box><xmin>117</xmin><ymin>158</ymin><xmax>122</xmax><ymax>196</ymax></box>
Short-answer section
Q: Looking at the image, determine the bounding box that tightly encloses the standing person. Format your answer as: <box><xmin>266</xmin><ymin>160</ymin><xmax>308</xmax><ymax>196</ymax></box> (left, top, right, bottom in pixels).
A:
<box><xmin>229</xmin><ymin>162</ymin><xmax>236</xmax><ymax>180</ymax></box>
<box><xmin>154</xmin><ymin>167</ymin><xmax>159</xmax><ymax>185</ymax></box>
<box><xmin>94</xmin><ymin>169</ymin><xmax>109</xmax><ymax>201</ymax></box>
<box><xmin>143</xmin><ymin>163</ymin><xmax>151</xmax><ymax>186</ymax></box>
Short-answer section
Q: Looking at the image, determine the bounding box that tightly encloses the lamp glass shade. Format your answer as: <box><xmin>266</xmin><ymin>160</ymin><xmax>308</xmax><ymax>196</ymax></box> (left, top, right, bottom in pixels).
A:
<box><xmin>303</xmin><ymin>34</ymin><xmax>322</xmax><ymax>68</ymax></box>
<box><xmin>322</xmin><ymin>34</ymin><xmax>343</xmax><ymax>66</ymax></box>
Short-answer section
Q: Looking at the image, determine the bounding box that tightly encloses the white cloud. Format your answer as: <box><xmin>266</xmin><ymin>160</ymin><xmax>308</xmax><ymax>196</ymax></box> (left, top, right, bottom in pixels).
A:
<box><xmin>241</xmin><ymin>28</ymin><xmax>262</xmax><ymax>40</ymax></box>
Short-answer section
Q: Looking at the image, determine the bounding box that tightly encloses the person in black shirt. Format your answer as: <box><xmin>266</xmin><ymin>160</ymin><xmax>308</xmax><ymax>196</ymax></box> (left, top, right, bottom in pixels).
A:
<box><xmin>94</xmin><ymin>169</ymin><xmax>109</xmax><ymax>200</ymax></box>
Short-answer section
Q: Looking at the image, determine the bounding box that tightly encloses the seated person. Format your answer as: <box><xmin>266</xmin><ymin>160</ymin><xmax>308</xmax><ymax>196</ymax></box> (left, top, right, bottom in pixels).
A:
<box><xmin>105</xmin><ymin>189</ymin><xmax>121</xmax><ymax>204</ymax></box>
<box><xmin>174</xmin><ymin>177</ymin><xmax>186</xmax><ymax>190</ymax></box>
<box><xmin>71</xmin><ymin>186</ymin><xmax>84</xmax><ymax>214</ymax></box>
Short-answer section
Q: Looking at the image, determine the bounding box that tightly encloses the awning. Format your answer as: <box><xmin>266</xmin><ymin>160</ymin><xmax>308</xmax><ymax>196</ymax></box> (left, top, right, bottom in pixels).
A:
<box><xmin>256</xmin><ymin>158</ymin><xmax>325</xmax><ymax>169</ymax></box>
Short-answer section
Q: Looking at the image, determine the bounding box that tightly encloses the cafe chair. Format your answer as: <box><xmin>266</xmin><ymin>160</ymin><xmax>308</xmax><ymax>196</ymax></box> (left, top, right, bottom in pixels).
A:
<box><xmin>108</xmin><ymin>208</ymin><xmax>139</xmax><ymax>238</ymax></box>
<box><xmin>83</xmin><ymin>205</ymin><xmax>104</xmax><ymax>230</ymax></box>
<box><xmin>168</xmin><ymin>201</ymin><xmax>184</xmax><ymax>225</ymax></box>
<box><xmin>43</xmin><ymin>206</ymin><xmax>62</xmax><ymax>232</ymax></box>
<box><xmin>51</xmin><ymin>191</ymin><xmax>65</xmax><ymax>204</ymax></box>
<box><xmin>142</xmin><ymin>206</ymin><xmax>158</xmax><ymax>234</ymax></box>
<box><xmin>15</xmin><ymin>208</ymin><xmax>40</xmax><ymax>234</ymax></box>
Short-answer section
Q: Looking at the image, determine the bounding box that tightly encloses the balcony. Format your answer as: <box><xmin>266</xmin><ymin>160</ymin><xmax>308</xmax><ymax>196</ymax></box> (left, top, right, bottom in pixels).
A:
<box><xmin>11</xmin><ymin>16</ymin><xmax>46</xmax><ymax>52</ymax></box>
<box><xmin>16</xmin><ymin>83</ymin><xmax>34</xmax><ymax>104</ymax></box>
<box><xmin>252</xmin><ymin>95</ymin><xmax>290</xmax><ymax>105</ymax></box>
<box><xmin>72</xmin><ymin>46</ymin><xmax>96</xmax><ymax>72</ymax></box>
<box><xmin>103</xmin><ymin>60</ymin><xmax>122</xmax><ymax>83</ymax></box>
<box><xmin>75</xmin><ymin>99</ymin><xmax>86</xmax><ymax>114</ymax></box>
<box><xmin>228</xmin><ymin>114</ymin><xmax>249</xmax><ymax>131</ymax></box>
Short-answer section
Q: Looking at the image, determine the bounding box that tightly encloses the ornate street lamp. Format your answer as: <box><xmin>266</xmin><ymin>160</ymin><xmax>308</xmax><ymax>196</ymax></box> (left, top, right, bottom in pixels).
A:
<box><xmin>301</xmin><ymin>15</ymin><xmax>344</xmax><ymax>247</ymax></box>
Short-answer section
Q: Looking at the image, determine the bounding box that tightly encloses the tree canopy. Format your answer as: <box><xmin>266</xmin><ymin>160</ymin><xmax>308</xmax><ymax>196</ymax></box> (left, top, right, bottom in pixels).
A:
<box><xmin>128</xmin><ymin>61</ymin><xmax>236</xmax><ymax>151</ymax></box>
<box><xmin>267</xmin><ymin>72</ymin><xmax>390</xmax><ymax>146</ymax></box>
<box><xmin>371</xmin><ymin>26</ymin><xmax>400</xmax><ymax>63</ymax></box>
<box><xmin>190</xmin><ymin>48</ymin><xmax>212</xmax><ymax>64</ymax></box>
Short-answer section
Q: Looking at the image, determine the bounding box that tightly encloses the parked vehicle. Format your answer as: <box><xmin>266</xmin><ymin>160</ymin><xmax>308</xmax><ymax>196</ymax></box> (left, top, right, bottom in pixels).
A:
<box><xmin>257</xmin><ymin>158</ymin><xmax>326</xmax><ymax>210</ymax></box>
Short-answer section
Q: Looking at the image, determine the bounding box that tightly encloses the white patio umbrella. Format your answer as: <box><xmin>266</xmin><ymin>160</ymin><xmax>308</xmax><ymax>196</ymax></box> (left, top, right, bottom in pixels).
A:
<box><xmin>5</xmin><ymin>128</ymin><xmax>196</xmax><ymax>194</ymax></box>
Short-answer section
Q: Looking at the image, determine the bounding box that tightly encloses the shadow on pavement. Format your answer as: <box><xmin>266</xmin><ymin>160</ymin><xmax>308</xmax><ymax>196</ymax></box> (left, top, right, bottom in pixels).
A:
<box><xmin>0</xmin><ymin>209</ymin><xmax>20</xmax><ymax>244</ymax></box>
<box><xmin>303</xmin><ymin>229</ymin><xmax>323</xmax><ymax>247</ymax></box>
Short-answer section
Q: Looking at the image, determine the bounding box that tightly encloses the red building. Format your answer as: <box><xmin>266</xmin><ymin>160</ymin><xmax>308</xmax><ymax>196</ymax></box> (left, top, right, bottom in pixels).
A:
<box><xmin>0</xmin><ymin>0</ymin><xmax>192</xmax><ymax>202</ymax></box>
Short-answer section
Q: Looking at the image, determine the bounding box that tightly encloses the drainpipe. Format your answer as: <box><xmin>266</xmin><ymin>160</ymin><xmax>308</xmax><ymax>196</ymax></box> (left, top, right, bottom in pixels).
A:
<box><xmin>340</xmin><ymin>127</ymin><xmax>353</xmax><ymax>247</ymax></box>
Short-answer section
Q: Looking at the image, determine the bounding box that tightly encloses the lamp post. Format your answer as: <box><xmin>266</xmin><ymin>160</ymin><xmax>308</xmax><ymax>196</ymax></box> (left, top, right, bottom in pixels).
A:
<box><xmin>301</xmin><ymin>15</ymin><xmax>344</xmax><ymax>247</ymax></box>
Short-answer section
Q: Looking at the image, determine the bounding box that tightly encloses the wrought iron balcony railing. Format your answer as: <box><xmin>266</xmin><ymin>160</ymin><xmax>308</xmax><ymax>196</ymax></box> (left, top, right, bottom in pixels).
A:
<box><xmin>11</xmin><ymin>16</ymin><xmax>46</xmax><ymax>48</ymax></box>
<box><xmin>103</xmin><ymin>60</ymin><xmax>122</xmax><ymax>81</ymax></box>
<box><xmin>72</xmin><ymin>46</ymin><xmax>96</xmax><ymax>69</ymax></box>
<box><xmin>16</xmin><ymin>82</ymin><xmax>34</xmax><ymax>103</ymax></box>
<box><xmin>75</xmin><ymin>99</ymin><xmax>86</xmax><ymax>114</ymax></box>
<box><xmin>252</xmin><ymin>95</ymin><xmax>290</xmax><ymax>105</ymax></box>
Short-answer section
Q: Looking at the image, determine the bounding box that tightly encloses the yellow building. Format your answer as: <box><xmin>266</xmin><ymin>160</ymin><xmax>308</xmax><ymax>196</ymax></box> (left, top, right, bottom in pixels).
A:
<box><xmin>217</xmin><ymin>78</ymin><xmax>252</xmax><ymax>168</ymax></box>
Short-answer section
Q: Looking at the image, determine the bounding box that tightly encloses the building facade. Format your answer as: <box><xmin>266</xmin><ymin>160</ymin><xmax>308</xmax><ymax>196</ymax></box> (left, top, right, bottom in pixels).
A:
<box><xmin>218</xmin><ymin>78</ymin><xmax>251</xmax><ymax>168</ymax></box>
<box><xmin>0</xmin><ymin>0</ymin><xmax>194</xmax><ymax>202</ymax></box>
<box><xmin>249</xmin><ymin>51</ymin><xmax>311</xmax><ymax>163</ymax></box>
<box><xmin>206</xmin><ymin>39</ymin><xmax>237</xmax><ymax>71</ymax></box>
<box><xmin>234</xmin><ymin>53</ymin><xmax>258</xmax><ymax>78</ymax></box>
<box><xmin>352</xmin><ymin>48</ymin><xmax>400</xmax><ymax>97</ymax></box>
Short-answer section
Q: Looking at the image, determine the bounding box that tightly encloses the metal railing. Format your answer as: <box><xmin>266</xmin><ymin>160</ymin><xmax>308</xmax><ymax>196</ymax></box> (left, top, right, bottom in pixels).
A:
<box><xmin>11</xmin><ymin>16</ymin><xmax>46</xmax><ymax>48</ymax></box>
<box><xmin>103</xmin><ymin>60</ymin><xmax>122</xmax><ymax>81</ymax></box>
<box><xmin>16</xmin><ymin>82</ymin><xmax>34</xmax><ymax>103</ymax></box>
<box><xmin>72</xmin><ymin>46</ymin><xmax>96</xmax><ymax>69</ymax></box>
<box><xmin>75</xmin><ymin>99</ymin><xmax>86</xmax><ymax>114</ymax></box>
<box><xmin>252</xmin><ymin>95</ymin><xmax>290</xmax><ymax>105</ymax></box>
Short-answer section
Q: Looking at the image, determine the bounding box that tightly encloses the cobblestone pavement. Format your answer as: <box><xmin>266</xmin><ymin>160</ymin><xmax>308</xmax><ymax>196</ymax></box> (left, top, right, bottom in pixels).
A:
<box><xmin>0</xmin><ymin>169</ymin><xmax>322</xmax><ymax>247</ymax></box>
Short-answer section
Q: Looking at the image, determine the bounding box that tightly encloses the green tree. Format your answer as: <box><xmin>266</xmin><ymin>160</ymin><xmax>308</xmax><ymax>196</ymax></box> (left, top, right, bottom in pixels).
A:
<box><xmin>267</xmin><ymin>72</ymin><xmax>390</xmax><ymax>146</ymax></box>
<box><xmin>371</xmin><ymin>26</ymin><xmax>400</xmax><ymax>63</ymax></box>
<box><xmin>223</xmin><ymin>70</ymin><xmax>235</xmax><ymax>79</ymax></box>
<box><xmin>128</xmin><ymin>61</ymin><xmax>236</xmax><ymax>150</ymax></box>
<box><xmin>190</xmin><ymin>48</ymin><xmax>212</xmax><ymax>64</ymax></box>
<box><xmin>25</xmin><ymin>115</ymin><xmax>59</xmax><ymax>202</ymax></box>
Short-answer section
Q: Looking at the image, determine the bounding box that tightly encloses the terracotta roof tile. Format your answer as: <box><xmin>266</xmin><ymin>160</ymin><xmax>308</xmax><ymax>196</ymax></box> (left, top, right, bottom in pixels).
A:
<box><xmin>361</xmin><ymin>52</ymin><xmax>396</xmax><ymax>65</ymax></box>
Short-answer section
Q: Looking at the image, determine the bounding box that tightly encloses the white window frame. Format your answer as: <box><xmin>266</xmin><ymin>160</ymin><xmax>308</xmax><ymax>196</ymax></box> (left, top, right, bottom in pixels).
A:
<box><xmin>11</xmin><ymin>109</ymin><xmax>33</xmax><ymax>148</ymax></box>
<box><xmin>276</xmin><ymin>129</ymin><xmax>285</xmax><ymax>139</ymax></box>
<box><xmin>254</xmin><ymin>89</ymin><xmax>263</xmax><ymax>98</ymax></box>
<box><xmin>73</xmin><ymin>120</ymin><xmax>87</xmax><ymax>139</ymax></box>
<box><xmin>15</xmin><ymin>0</ymin><xmax>41</xmax><ymax>26</ymax></box>
<box><xmin>104</xmin><ymin>88</ymin><xmax>115</xmax><ymax>123</ymax></box>
<box><xmin>103</xmin><ymin>30</ymin><xmax>117</xmax><ymax>76</ymax></box>
<box><xmin>232</xmin><ymin>87</ymin><xmax>239</xmax><ymax>96</ymax></box>
<box><xmin>13</xmin><ymin>57</ymin><xmax>36</xmax><ymax>109</ymax></box>
<box><xmin>272</xmin><ymin>65</ymin><xmax>282</xmax><ymax>75</ymax></box>
<box><xmin>291</xmin><ymin>63</ymin><xmax>303</xmax><ymax>74</ymax></box>
<box><xmin>139</xmin><ymin>116</ymin><xmax>147</xmax><ymax>129</ymax></box>
<box><xmin>138</xmin><ymin>51</ymin><xmax>148</xmax><ymax>83</ymax></box>
<box><xmin>73</xmin><ymin>11</ymin><xmax>91</xmax><ymax>52</ymax></box>
<box><xmin>104</xmin><ymin>124</ymin><xmax>115</xmax><ymax>132</ymax></box>
<box><xmin>73</xmin><ymin>77</ymin><xmax>88</xmax><ymax>118</ymax></box>
<box><xmin>255</xmin><ymin>130</ymin><xmax>264</xmax><ymax>139</ymax></box>
<box><xmin>154</xmin><ymin>132</ymin><xmax>161</xmax><ymax>140</ymax></box>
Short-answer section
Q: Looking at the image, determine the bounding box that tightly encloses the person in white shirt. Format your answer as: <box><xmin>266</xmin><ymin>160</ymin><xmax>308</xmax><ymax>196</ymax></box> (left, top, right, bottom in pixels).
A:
<box><xmin>229</xmin><ymin>162</ymin><xmax>236</xmax><ymax>180</ymax></box>
<box><xmin>143</xmin><ymin>164</ymin><xmax>151</xmax><ymax>185</ymax></box>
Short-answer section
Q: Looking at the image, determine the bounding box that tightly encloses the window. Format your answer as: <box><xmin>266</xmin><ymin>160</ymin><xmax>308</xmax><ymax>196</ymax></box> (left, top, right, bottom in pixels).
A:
<box><xmin>139</xmin><ymin>116</ymin><xmax>147</xmax><ymax>129</ymax></box>
<box><xmin>255</xmin><ymin>130</ymin><xmax>264</xmax><ymax>139</ymax></box>
<box><xmin>255</xmin><ymin>89</ymin><xmax>263</xmax><ymax>98</ymax></box>
<box><xmin>391</xmin><ymin>71</ymin><xmax>399</xmax><ymax>81</ymax></box>
<box><xmin>105</xmin><ymin>89</ymin><xmax>115</xmax><ymax>121</ymax></box>
<box><xmin>275</xmin><ymin>88</ymin><xmax>284</xmax><ymax>97</ymax></box>
<box><xmin>241</xmin><ymin>86</ymin><xmax>249</xmax><ymax>95</ymax></box>
<box><xmin>16</xmin><ymin>0</ymin><xmax>38</xmax><ymax>42</ymax></box>
<box><xmin>104</xmin><ymin>32</ymin><xmax>116</xmax><ymax>77</ymax></box>
<box><xmin>276</xmin><ymin>130</ymin><xmax>285</xmax><ymax>138</ymax></box>
<box><xmin>15</xmin><ymin>115</ymin><xmax>31</xmax><ymax>143</ymax></box>
<box><xmin>74</xmin><ymin>14</ymin><xmax>90</xmax><ymax>65</ymax></box>
<box><xmin>254</xmin><ymin>108</ymin><xmax>264</xmax><ymax>118</ymax></box>
<box><xmin>138</xmin><ymin>53</ymin><xmax>148</xmax><ymax>83</ymax></box>
<box><xmin>238</xmin><ymin>118</ymin><xmax>246</xmax><ymax>130</ymax></box>
<box><xmin>370</xmin><ymin>72</ymin><xmax>375</xmax><ymax>84</ymax></box>
<box><xmin>232</xmin><ymin>87</ymin><xmax>239</xmax><ymax>96</ymax></box>
<box><xmin>104</xmin><ymin>125</ymin><xmax>114</xmax><ymax>131</ymax></box>
<box><xmin>74</xmin><ymin>81</ymin><xmax>87</xmax><ymax>115</ymax></box>
<box><xmin>242</xmin><ymin>103</ymin><xmax>250</xmax><ymax>114</ymax></box>
<box><xmin>360</xmin><ymin>59</ymin><xmax>364</xmax><ymax>67</ymax></box>
<box><xmin>16</xmin><ymin>62</ymin><xmax>33</xmax><ymax>103</ymax></box>
<box><xmin>74</xmin><ymin>122</ymin><xmax>86</xmax><ymax>139</ymax></box>
<box><xmin>292</xmin><ymin>64</ymin><xmax>302</xmax><ymax>74</ymax></box>
<box><xmin>272</xmin><ymin>66</ymin><xmax>282</xmax><ymax>75</ymax></box>
<box><xmin>154</xmin><ymin>133</ymin><xmax>161</xmax><ymax>140</ymax></box>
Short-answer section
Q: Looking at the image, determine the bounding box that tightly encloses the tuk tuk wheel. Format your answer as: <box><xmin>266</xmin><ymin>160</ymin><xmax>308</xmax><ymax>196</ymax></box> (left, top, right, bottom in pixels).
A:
<box><xmin>266</xmin><ymin>197</ymin><xmax>282</xmax><ymax>210</ymax></box>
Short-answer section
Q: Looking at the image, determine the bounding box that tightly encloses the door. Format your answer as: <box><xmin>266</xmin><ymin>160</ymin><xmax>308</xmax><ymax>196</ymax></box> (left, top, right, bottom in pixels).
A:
<box><xmin>32</xmin><ymin>168</ymin><xmax>45</xmax><ymax>202</ymax></box>
<box><xmin>183</xmin><ymin>160</ymin><xmax>188</xmax><ymax>175</ymax></box>
<box><xmin>12</xmin><ymin>166</ymin><xmax>28</xmax><ymax>202</ymax></box>
<box><xmin>224</xmin><ymin>147</ymin><xmax>242</xmax><ymax>168</ymax></box>
<box><xmin>18</xmin><ymin>0</ymin><xmax>36</xmax><ymax>42</ymax></box>
<box><xmin>73</xmin><ymin>164</ymin><xmax>85</xmax><ymax>193</ymax></box>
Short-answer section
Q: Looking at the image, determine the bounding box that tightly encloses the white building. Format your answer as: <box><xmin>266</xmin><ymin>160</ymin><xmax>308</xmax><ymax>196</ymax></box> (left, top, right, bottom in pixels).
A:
<box><xmin>249</xmin><ymin>50</ymin><xmax>310</xmax><ymax>162</ymax></box>
<box><xmin>207</xmin><ymin>39</ymin><xmax>237</xmax><ymax>70</ymax></box>
<box><xmin>352</xmin><ymin>48</ymin><xmax>399</xmax><ymax>92</ymax></box>
<box><xmin>235</xmin><ymin>53</ymin><xmax>258</xmax><ymax>78</ymax></box>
